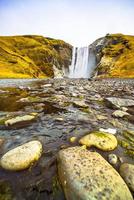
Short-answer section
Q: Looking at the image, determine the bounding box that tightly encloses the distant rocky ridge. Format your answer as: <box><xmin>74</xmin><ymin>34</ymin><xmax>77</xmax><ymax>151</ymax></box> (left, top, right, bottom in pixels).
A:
<box><xmin>0</xmin><ymin>35</ymin><xmax>72</xmax><ymax>78</ymax></box>
<box><xmin>0</xmin><ymin>34</ymin><xmax>134</xmax><ymax>78</ymax></box>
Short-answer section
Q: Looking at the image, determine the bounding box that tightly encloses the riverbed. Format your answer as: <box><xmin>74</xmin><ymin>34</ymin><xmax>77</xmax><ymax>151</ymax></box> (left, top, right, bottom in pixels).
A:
<box><xmin>0</xmin><ymin>78</ymin><xmax>134</xmax><ymax>199</ymax></box>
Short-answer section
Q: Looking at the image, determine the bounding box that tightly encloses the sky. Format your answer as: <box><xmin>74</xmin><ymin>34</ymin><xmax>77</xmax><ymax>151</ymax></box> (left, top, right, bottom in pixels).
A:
<box><xmin>0</xmin><ymin>0</ymin><xmax>134</xmax><ymax>46</ymax></box>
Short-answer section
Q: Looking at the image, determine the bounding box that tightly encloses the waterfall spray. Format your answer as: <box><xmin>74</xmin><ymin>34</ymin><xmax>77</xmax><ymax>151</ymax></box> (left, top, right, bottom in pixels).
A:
<box><xmin>67</xmin><ymin>46</ymin><xmax>96</xmax><ymax>78</ymax></box>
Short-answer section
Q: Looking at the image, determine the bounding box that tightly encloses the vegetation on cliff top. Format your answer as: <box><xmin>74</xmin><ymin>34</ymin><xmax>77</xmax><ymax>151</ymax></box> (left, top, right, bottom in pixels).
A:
<box><xmin>0</xmin><ymin>35</ymin><xmax>72</xmax><ymax>78</ymax></box>
<box><xmin>97</xmin><ymin>34</ymin><xmax>134</xmax><ymax>78</ymax></box>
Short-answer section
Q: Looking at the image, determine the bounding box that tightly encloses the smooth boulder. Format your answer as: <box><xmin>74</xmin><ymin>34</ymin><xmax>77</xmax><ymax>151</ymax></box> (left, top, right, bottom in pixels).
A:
<box><xmin>79</xmin><ymin>131</ymin><xmax>117</xmax><ymax>151</ymax></box>
<box><xmin>120</xmin><ymin>163</ymin><xmax>134</xmax><ymax>192</ymax></box>
<box><xmin>58</xmin><ymin>147</ymin><xmax>133</xmax><ymax>200</ymax></box>
<box><xmin>105</xmin><ymin>97</ymin><xmax>134</xmax><ymax>109</ymax></box>
<box><xmin>0</xmin><ymin>140</ymin><xmax>42</xmax><ymax>171</ymax></box>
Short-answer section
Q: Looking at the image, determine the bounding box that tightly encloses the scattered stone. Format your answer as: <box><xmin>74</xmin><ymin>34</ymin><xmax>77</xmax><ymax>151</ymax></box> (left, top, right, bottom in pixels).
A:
<box><xmin>119</xmin><ymin>157</ymin><xmax>124</xmax><ymax>163</ymax></box>
<box><xmin>96</xmin><ymin>114</ymin><xmax>107</xmax><ymax>120</ymax></box>
<box><xmin>58</xmin><ymin>147</ymin><xmax>133</xmax><ymax>200</ymax></box>
<box><xmin>112</xmin><ymin>110</ymin><xmax>130</xmax><ymax>118</ymax></box>
<box><xmin>0</xmin><ymin>138</ymin><xmax>4</xmax><ymax>148</ymax></box>
<box><xmin>108</xmin><ymin>154</ymin><xmax>118</xmax><ymax>165</ymax></box>
<box><xmin>18</xmin><ymin>97</ymin><xmax>30</xmax><ymax>103</ymax></box>
<box><xmin>99</xmin><ymin>128</ymin><xmax>117</xmax><ymax>134</ymax></box>
<box><xmin>55</xmin><ymin>117</ymin><xmax>64</xmax><ymax>122</ymax></box>
<box><xmin>42</xmin><ymin>84</ymin><xmax>52</xmax><ymax>87</ymax></box>
<box><xmin>122</xmin><ymin>107</ymin><xmax>128</xmax><ymax>112</ymax></box>
<box><xmin>120</xmin><ymin>163</ymin><xmax>134</xmax><ymax>192</ymax></box>
<box><xmin>0</xmin><ymin>140</ymin><xmax>42</xmax><ymax>171</ymax></box>
<box><xmin>69</xmin><ymin>137</ymin><xmax>77</xmax><ymax>143</ymax></box>
<box><xmin>73</xmin><ymin>100</ymin><xmax>88</xmax><ymax>108</ymax></box>
<box><xmin>71</xmin><ymin>92</ymin><xmax>78</xmax><ymax>97</ymax></box>
<box><xmin>79</xmin><ymin>131</ymin><xmax>118</xmax><ymax>151</ymax></box>
<box><xmin>5</xmin><ymin>113</ymin><xmax>37</xmax><ymax>127</ymax></box>
<box><xmin>110</xmin><ymin>119</ymin><xmax>123</xmax><ymax>129</ymax></box>
<box><xmin>105</xmin><ymin>97</ymin><xmax>134</xmax><ymax>109</ymax></box>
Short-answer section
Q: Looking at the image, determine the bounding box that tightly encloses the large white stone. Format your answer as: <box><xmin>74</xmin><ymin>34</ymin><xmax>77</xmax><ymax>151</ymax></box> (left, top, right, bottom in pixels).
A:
<box><xmin>0</xmin><ymin>140</ymin><xmax>42</xmax><ymax>171</ymax></box>
<box><xmin>58</xmin><ymin>146</ymin><xmax>133</xmax><ymax>200</ymax></box>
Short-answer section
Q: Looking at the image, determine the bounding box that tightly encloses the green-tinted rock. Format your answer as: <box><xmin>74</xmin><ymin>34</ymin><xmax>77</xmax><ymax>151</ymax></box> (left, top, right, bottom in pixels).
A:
<box><xmin>79</xmin><ymin>131</ymin><xmax>118</xmax><ymax>151</ymax></box>
<box><xmin>0</xmin><ymin>181</ymin><xmax>14</xmax><ymax>200</ymax></box>
<box><xmin>58</xmin><ymin>147</ymin><xmax>133</xmax><ymax>200</ymax></box>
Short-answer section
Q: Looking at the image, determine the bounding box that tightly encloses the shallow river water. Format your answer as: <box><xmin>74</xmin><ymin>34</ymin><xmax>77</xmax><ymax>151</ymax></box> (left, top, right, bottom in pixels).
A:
<box><xmin>0</xmin><ymin>78</ymin><xmax>134</xmax><ymax>199</ymax></box>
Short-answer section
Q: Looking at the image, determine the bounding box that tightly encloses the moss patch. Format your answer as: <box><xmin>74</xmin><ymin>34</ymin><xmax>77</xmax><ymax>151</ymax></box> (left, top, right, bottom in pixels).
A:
<box><xmin>96</xmin><ymin>34</ymin><xmax>134</xmax><ymax>78</ymax></box>
<box><xmin>0</xmin><ymin>35</ymin><xmax>72</xmax><ymax>78</ymax></box>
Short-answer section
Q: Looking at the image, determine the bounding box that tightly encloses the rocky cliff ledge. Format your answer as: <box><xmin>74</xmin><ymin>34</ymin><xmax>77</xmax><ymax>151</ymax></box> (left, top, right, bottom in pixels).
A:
<box><xmin>92</xmin><ymin>34</ymin><xmax>134</xmax><ymax>78</ymax></box>
<box><xmin>0</xmin><ymin>35</ymin><xmax>72</xmax><ymax>78</ymax></box>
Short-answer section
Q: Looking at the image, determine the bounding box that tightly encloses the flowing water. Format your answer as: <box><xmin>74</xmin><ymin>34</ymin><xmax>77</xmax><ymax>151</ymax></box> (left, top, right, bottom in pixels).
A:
<box><xmin>67</xmin><ymin>46</ymin><xmax>96</xmax><ymax>78</ymax></box>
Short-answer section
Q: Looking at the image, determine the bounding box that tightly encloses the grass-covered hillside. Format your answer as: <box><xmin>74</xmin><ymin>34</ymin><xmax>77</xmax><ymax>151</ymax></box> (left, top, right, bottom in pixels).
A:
<box><xmin>94</xmin><ymin>34</ymin><xmax>134</xmax><ymax>78</ymax></box>
<box><xmin>0</xmin><ymin>35</ymin><xmax>72</xmax><ymax>78</ymax></box>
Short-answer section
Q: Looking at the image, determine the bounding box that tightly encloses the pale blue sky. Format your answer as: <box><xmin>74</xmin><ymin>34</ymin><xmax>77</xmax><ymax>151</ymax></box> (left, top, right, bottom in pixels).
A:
<box><xmin>0</xmin><ymin>0</ymin><xmax>134</xmax><ymax>46</ymax></box>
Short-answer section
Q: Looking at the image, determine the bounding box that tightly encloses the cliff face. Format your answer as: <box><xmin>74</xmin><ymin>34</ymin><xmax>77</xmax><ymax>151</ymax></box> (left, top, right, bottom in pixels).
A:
<box><xmin>0</xmin><ymin>35</ymin><xmax>72</xmax><ymax>78</ymax></box>
<box><xmin>92</xmin><ymin>34</ymin><xmax>134</xmax><ymax>78</ymax></box>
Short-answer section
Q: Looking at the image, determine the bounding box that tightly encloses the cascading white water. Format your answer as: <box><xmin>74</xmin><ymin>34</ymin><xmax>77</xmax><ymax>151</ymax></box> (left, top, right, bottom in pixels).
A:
<box><xmin>67</xmin><ymin>46</ymin><xmax>96</xmax><ymax>78</ymax></box>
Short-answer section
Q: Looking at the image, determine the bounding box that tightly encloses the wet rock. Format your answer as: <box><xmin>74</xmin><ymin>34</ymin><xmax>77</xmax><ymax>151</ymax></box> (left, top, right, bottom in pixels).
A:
<box><xmin>73</xmin><ymin>100</ymin><xmax>88</xmax><ymax>108</ymax></box>
<box><xmin>119</xmin><ymin>130</ymin><xmax>134</xmax><ymax>158</ymax></box>
<box><xmin>0</xmin><ymin>138</ymin><xmax>4</xmax><ymax>147</ymax></box>
<box><xmin>5</xmin><ymin>113</ymin><xmax>38</xmax><ymax>127</ymax></box>
<box><xmin>110</xmin><ymin>119</ymin><xmax>123</xmax><ymax>129</ymax></box>
<box><xmin>0</xmin><ymin>116</ymin><xmax>7</xmax><ymax>125</ymax></box>
<box><xmin>18</xmin><ymin>97</ymin><xmax>30</xmax><ymax>103</ymax></box>
<box><xmin>112</xmin><ymin>110</ymin><xmax>130</xmax><ymax>118</ymax></box>
<box><xmin>79</xmin><ymin>131</ymin><xmax>117</xmax><ymax>151</ymax></box>
<box><xmin>0</xmin><ymin>140</ymin><xmax>42</xmax><ymax>171</ymax></box>
<box><xmin>71</xmin><ymin>92</ymin><xmax>78</xmax><ymax>97</ymax></box>
<box><xmin>122</xmin><ymin>107</ymin><xmax>128</xmax><ymax>112</ymax></box>
<box><xmin>96</xmin><ymin>114</ymin><xmax>107</xmax><ymax>120</ymax></box>
<box><xmin>108</xmin><ymin>154</ymin><xmax>118</xmax><ymax>165</ymax></box>
<box><xmin>99</xmin><ymin>128</ymin><xmax>117</xmax><ymax>134</ymax></box>
<box><xmin>120</xmin><ymin>163</ymin><xmax>134</xmax><ymax>192</ymax></box>
<box><xmin>0</xmin><ymin>180</ymin><xmax>14</xmax><ymax>200</ymax></box>
<box><xmin>58</xmin><ymin>147</ymin><xmax>133</xmax><ymax>200</ymax></box>
<box><xmin>34</xmin><ymin>103</ymin><xmax>44</xmax><ymax>112</ymax></box>
<box><xmin>69</xmin><ymin>137</ymin><xmax>77</xmax><ymax>143</ymax></box>
<box><xmin>42</xmin><ymin>84</ymin><xmax>52</xmax><ymax>87</ymax></box>
<box><xmin>105</xmin><ymin>97</ymin><xmax>134</xmax><ymax>109</ymax></box>
<box><xmin>55</xmin><ymin>117</ymin><xmax>64</xmax><ymax>122</ymax></box>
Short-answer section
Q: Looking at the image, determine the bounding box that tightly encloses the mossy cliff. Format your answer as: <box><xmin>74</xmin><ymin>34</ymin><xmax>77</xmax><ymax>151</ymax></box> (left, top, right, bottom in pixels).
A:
<box><xmin>0</xmin><ymin>35</ymin><xmax>72</xmax><ymax>78</ymax></box>
<box><xmin>93</xmin><ymin>34</ymin><xmax>134</xmax><ymax>78</ymax></box>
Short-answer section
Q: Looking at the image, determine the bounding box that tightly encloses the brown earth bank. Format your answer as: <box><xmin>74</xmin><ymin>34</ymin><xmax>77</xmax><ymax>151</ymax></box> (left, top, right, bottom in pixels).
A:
<box><xmin>0</xmin><ymin>78</ymin><xmax>133</xmax><ymax>199</ymax></box>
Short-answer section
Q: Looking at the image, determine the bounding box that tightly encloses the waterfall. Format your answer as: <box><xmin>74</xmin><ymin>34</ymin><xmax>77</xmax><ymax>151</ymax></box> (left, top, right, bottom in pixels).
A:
<box><xmin>67</xmin><ymin>46</ymin><xmax>96</xmax><ymax>78</ymax></box>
